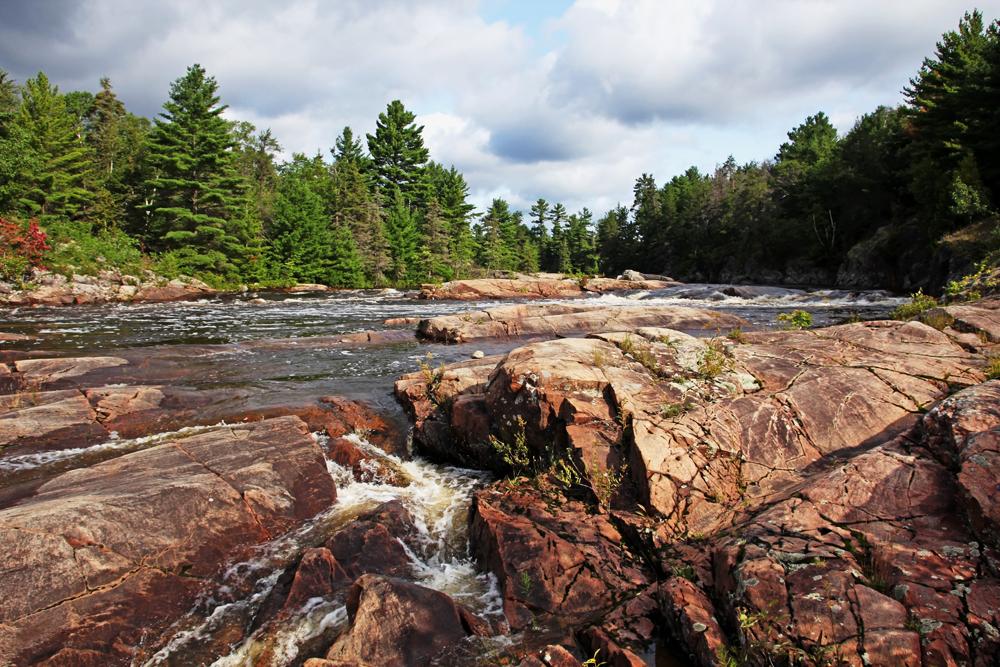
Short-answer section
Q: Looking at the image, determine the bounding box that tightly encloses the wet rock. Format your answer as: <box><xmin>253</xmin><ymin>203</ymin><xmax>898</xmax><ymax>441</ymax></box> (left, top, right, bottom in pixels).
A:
<box><xmin>324</xmin><ymin>500</ymin><xmax>418</xmax><ymax>580</ymax></box>
<box><xmin>0</xmin><ymin>332</ymin><xmax>35</xmax><ymax>342</ymax></box>
<box><xmin>394</xmin><ymin>355</ymin><xmax>503</xmax><ymax>466</ymax></box>
<box><xmin>322</xmin><ymin>574</ymin><xmax>491</xmax><ymax>666</ymax></box>
<box><xmin>383</xmin><ymin>316</ymin><xmax>421</xmax><ymax>327</ymax></box>
<box><xmin>518</xmin><ymin>645</ymin><xmax>583</xmax><ymax>667</ymax></box>
<box><xmin>0</xmin><ymin>416</ymin><xmax>335</xmax><ymax>665</ymax></box>
<box><xmin>0</xmin><ymin>388</ymin><xmax>107</xmax><ymax>453</ymax></box>
<box><xmin>0</xmin><ymin>271</ymin><xmax>215</xmax><ymax>306</ymax></box>
<box><xmin>469</xmin><ymin>485</ymin><xmax>653</xmax><ymax>632</ymax></box>
<box><xmin>472</xmin><ymin>349</ymin><xmax>485</xmax><ymax>359</ymax></box>
<box><xmin>419</xmin><ymin>277</ymin><xmax>584</xmax><ymax>301</ymax></box>
<box><xmin>327</xmin><ymin>436</ymin><xmax>409</xmax><ymax>486</ymax></box>
<box><xmin>582</xmin><ymin>277</ymin><xmax>676</xmax><ymax>292</ymax></box>
<box><xmin>13</xmin><ymin>355</ymin><xmax>129</xmax><ymax>389</ymax></box>
<box><xmin>418</xmin><ymin>303</ymin><xmax>744</xmax><ymax>343</ymax></box>
<box><xmin>281</xmin><ymin>547</ymin><xmax>350</xmax><ymax>614</ymax></box>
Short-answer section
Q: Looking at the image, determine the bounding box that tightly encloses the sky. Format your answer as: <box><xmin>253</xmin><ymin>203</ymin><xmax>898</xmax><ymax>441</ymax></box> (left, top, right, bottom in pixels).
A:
<box><xmin>0</xmin><ymin>0</ymin><xmax>988</xmax><ymax>215</ymax></box>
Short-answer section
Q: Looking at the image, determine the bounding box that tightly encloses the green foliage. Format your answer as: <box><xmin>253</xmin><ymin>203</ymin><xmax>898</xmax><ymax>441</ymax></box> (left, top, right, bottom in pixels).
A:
<box><xmin>385</xmin><ymin>188</ymin><xmax>420</xmax><ymax>285</ymax></box>
<box><xmin>776</xmin><ymin>309</ymin><xmax>813</xmax><ymax>330</ymax></box>
<box><xmin>489</xmin><ymin>415</ymin><xmax>532</xmax><ymax>475</ymax></box>
<box><xmin>14</xmin><ymin>72</ymin><xmax>95</xmax><ymax>220</ymax></box>
<box><xmin>726</xmin><ymin>327</ymin><xmax>747</xmax><ymax>343</ymax></box>
<box><xmin>144</xmin><ymin>64</ymin><xmax>247</xmax><ymax>283</ymax></box>
<box><xmin>366</xmin><ymin>100</ymin><xmax>429</xmax><ymax>206</ymax></box>
<box><xmin>43</xmin><ymin>219</ymin><xmax>142</xmax><ymax>276</ymax></box>
<box><xmin>891</xmin><ymin>289</ymin><xmax>939</xmax><ymax>320</ymax></box>
<box><xmin>698</xmin><ymin>339</ymin><xmax>731</xmax><ymax>378</ymax></box>
<box><xmin>586</xmin><ymin>460</ymin><xmax>628</xmax><ymax>510</ymax></box>
<box><xmin>986</xmin><ymin>356</ymin><xmax>1000</xmax><ymax>380</ymax></box>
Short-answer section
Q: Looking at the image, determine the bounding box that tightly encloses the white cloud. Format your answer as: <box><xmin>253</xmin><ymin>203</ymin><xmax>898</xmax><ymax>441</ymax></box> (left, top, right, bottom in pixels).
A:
<box><xmin>0</xmin><ymin>0</ymin><xmax>985</xmax><ymax>216</ymax></box>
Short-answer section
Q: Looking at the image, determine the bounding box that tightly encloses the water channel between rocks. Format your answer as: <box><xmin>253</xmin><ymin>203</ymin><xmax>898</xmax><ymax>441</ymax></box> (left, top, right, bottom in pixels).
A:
<box><xmin>0</xmin><ymin>285</ymin><xmax>903</xmax><ymax>665</ymax></box>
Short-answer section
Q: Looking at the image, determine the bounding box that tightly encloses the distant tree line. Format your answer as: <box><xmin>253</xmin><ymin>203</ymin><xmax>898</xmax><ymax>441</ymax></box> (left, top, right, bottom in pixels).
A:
<box><xmin>596</xmin><ymin>10</ymin><xmax>1000</xmax><ymax>290</ymax></box>
<box><xmin>0</xmin><ymin>9</ymin><xmax>996</xmax><ymax>291</ymax></box>
<box><xmin>0</xmin><ymin>65</ymin><xmax>596</xmax><ymax>287</ymax></box>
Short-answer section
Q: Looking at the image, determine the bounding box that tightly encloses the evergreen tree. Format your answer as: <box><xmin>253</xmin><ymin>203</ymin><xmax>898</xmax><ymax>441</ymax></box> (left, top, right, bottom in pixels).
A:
<box><xmin>268</xmin><ymin>166</ymin><xmax>332</xmax><ymax>284</ymax></box>
<box><xmin>327</xmin><ymin>221</ymin><xmax>365</xmax><ymax>287</ymax></box>
<box><xmin>15</xmin><ymin>72</ymin><xmax>94</xmax><ymax>220</ymax></box>
<box><xmin>145</xmin><ymin>64</ymin><xmax>247</xmax><ymax>280</ymax></box>
<box><xmin>426</xmin><ymin>162</ymin><xmax>476</xmax><ymax>277</ymax></box>
<box><xmin>0</xmin><ymin>71</ymin><xmax>35</xmax><ymax>215</ymax></box>
<box><xmin>384</xmin><ymin>188</ymin><xmax>419</xmax><ymax>284</ymax></box>
<box><xmin>366</xmin><ymin>100</ymin><xmax>429</xmax><ymax>205</ymax></box>
<box><xmin>420</xmin><ymin>198</ymin><xmax>453</xmax><ymax>282</ymax></box>
<box><xmin>332</xmin><ymin>145</ymin><xmax>389</xmax><ymax>285</ymax></box>
<box><xmin>566</xmin><ymin>208</ymin><xmax>598</xmax><ymax>274</ymax></box>
<box><xmin>333</xmin><ymin>126</ymin><xmax>369</xmax><ymax>170</ymax></box>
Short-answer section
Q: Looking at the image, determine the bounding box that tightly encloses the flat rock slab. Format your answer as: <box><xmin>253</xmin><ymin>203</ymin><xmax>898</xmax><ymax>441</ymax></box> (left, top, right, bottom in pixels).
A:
<box><xmin>0</xmin><ymin>415</ymin><xmax>335</xmax><ymax>665</ymax></box>
<box><xmin>13</xmin><ymin>356</ymin><xmax>128</xmax><ymax>388</ymax></box>
<box><xmin>417</xmin><ymin>303</ymin><xmax>744</xmax><ymax>343</ymax></box>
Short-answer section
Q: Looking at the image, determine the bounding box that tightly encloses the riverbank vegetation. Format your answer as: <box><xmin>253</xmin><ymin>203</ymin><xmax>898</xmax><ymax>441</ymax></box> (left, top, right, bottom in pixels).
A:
<box><xmin>0</xmin><ymin>9</ymin><xmax>997</xmax><ymax>292</ymax></box>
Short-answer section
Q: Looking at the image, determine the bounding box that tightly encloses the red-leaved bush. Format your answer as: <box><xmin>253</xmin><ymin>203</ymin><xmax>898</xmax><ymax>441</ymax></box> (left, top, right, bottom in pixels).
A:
<box><xmin>0</xmin><ymin>217</ymin><xmax>51</xmax><ymax>281</ymax></box>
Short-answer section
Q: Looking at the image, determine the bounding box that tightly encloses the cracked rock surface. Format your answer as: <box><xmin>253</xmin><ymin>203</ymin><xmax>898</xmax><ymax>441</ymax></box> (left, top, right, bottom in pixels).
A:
<box><xmin>0</xmin><ymin>415</ymin><xmax>335</xmax><ymax>665</ymax></box>
<box><xmin>395</xmin><ymin>303</ymin><xmax>1000</xmax><ymax>665</ymax></box>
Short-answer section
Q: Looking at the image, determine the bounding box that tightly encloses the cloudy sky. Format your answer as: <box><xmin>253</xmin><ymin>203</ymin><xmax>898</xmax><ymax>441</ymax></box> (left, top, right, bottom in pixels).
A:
<box><xmin>0</xmin><ymin>0</ymin><xmax>983</xmax><ymax>214</ymax></box>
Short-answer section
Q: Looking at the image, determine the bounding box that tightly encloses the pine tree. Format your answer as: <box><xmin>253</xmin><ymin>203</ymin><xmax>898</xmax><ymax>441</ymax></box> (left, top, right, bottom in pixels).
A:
<box><xmin>15</xmin><ymin>72</ymin><xmax>94</xmax><ymax>220</ymax></box>
<box><xmin>327</xmin><ymin>221</ymin><xmax>365</xmax><ymax>287</ymax></box>
<box><xmin>0</xmin><ymin>70</ymin><xmax>35</xmax><ymax>215</ymax></box>
<box><xmin>332</xmin><ymin>146</ymin><xmax>389</xmax><ymax>285</ymax></box>
<box><xmin>420</xmin><ymin>198</ymin><xmax>453</xmax><ymax>282</ymax></box>
<box><xmin>268</xmin><ymin>168</ymin><xmax>332</xmax><ymax>284</ymax></box>
<box><xmin>333</xmin><ymin>126</ymin><xmax>369</xmax><ymax>170</ymax></box>
<box><xmin>385</xmin><ymin>188</ymin><xmax>419</xmax><ymax>284</ymax></box>
<box><xmin>426</xmin><ymin>162</ymin><xmax>476</xmax><ymax>278</ymax></box>
<box><xmin>367</xmin><ymin>100</ymin><xmax>429</xmax><ymax>205</ymax></box>
<box><xmin>145</xmin><ymin>64</ymin><xmax>247</xmax><ymax>280</ymax></box>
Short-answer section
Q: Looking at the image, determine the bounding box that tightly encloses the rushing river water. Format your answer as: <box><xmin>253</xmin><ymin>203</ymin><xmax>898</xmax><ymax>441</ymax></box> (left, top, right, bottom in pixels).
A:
<box><xmin>0</xmin><ymin>284</ymin><xmax>905</xmax><ymax>665</ymax></box>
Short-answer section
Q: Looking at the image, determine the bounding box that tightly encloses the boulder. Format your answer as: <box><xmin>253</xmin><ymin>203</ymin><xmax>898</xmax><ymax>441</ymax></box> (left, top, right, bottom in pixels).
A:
<box><xmin>419</xmin><ymin>277</ymin><xmax>584</xmax><ymax>301</ymax></box>
<box><xmin>470</xmin><ymin>485</ymin><xmax>653</xmax><ymax>631</ymax></box>
<box><xmin>0</xmin><ymin>415</ymin><xmax>335</xmax><ymax>665</ymax></box>
<box><xmin>417</xmin><ymin>303</ymin><xmax>745</xmax><ymax>343</ymax></box>
<box><xmin>322</xmin><ymin>574</ymin><xmax>491</xmax><ymax>666</ymax></box>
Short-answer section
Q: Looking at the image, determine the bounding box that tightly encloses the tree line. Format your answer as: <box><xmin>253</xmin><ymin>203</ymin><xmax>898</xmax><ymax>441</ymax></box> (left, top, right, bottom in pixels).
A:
<box><xmin>1</xmin><ymin>9</ymin><xmax>996</xmax><ymax>292</ymax></box>
<box><xmin>596</xmin><ymin>10</ymin><xmax>999</xmax><ymax>291</ymax></box>
<box><xmin>0</xmin><ymin>65</ymin><xmax>597</xmax><ymax>287</ymax></box>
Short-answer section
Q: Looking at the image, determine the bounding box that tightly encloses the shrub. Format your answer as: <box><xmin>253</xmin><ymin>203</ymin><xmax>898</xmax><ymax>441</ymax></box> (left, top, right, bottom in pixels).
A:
<box><xmin>890</xmin><ymin>290</ymin><xmax>938</xmax><ymax>320</ymax></box>
<box><xmin>489</xmin><ymin>415</ymin><xmax>532</xmax><ymax>475</ymax></box>
<box><xmin>726</xmin><ymin>327</ymin><xmax>747</xmax><ymax>343</ymax></box>
<box><xmin>42</xmin><ymin>219</ymin><xmax>144</xmax><ymax>277</ymax></box>
<box><xmin>0</xmin><ymin>217</ymin><xmax>50</xmax><ymax>281</ymax></box>
<box><xmin>776</xmin><ymin>309</ymin><xmax>813</xmax><ymax>330</ymax></box>
<box><xmin>987</xmin><ymin>356</ymin><xmax>1000</xmax><ymax>380</ymax></box>
<box><xmin>698</xmin><ymin>339</ymin><xmax>730</xmax><ymax>378</ymax></box>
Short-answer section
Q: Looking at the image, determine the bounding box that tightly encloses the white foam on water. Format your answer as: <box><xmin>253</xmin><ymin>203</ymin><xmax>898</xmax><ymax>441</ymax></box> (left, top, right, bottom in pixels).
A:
<box><xmin>150</xmin><ymin>432</ymin><xmax>500</xmax><ymax>667</ymax></box>
<box><xmin>0</xmin><ymin>422</ymin><xmax>230</xmax><ymax>472</ymax></box>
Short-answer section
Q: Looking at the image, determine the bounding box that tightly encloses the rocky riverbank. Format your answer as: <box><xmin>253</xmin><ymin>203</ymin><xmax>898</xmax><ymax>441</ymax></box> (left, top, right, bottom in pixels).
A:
<box><xmin>3</xmin><ymin>293</ymin><xmax>998</xmax><ymax>666</ymax></box>
<box><xmin>395</xmin><ymin>299</ymin><xmax>1000</xmax><ymax>665</ymax></box>
<box><xmin>0</xmin><ymin>269</ymin><xmax>216</xmax><ymax>306</ymax></box>
<box><xmin>418</xmin><ymin>271</ymin><xmax>679</xmax><ymax>300</ymax></box>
